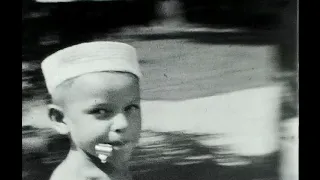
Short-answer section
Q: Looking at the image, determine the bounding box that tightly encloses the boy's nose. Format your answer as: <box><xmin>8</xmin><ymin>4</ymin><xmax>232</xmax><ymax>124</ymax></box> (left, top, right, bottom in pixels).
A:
<box><xmin>110</xmin><ymin>113</ymin><xmax>129</xmax><ymax>133</ymax></box>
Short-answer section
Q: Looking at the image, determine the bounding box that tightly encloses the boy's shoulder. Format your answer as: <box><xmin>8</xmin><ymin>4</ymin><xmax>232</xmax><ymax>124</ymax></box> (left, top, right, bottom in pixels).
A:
<box><xmin>49</xmin><ymin>161</ymin><xmax>78</xmax><ymax>180</ymax></box>
<box><xmin>49</xmin><ymin>160</ymin><xmax>86</xmax><ymax>180</ymax></box>
<box><xmin>49</xmin><ymin>161</ymin><xmax>115</xmax><ymax>180</ymax></box>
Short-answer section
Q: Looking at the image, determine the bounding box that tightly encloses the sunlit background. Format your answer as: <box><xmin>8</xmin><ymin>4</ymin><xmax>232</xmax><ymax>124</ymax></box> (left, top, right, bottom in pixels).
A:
<box><xmin>22</xmin><ymin>0</ymin><xmax>298</xmax><ymax>180</ymax></box>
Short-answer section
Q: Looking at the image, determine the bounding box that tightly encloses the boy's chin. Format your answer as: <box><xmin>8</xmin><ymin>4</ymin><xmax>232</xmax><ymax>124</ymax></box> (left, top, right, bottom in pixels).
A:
<box><xmin>100</xmin><ymin>151</ymin><xmax>132</xmax><ymax>170</ymax></box>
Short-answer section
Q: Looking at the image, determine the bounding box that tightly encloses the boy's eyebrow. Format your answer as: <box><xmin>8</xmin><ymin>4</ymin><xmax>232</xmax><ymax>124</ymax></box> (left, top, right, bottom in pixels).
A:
<box><xmin>79</xmin><ymin>99</ymin><xmax>111</xmax><ymax>107</ymax></box>
<box><xmin>82</xmin><ymin>102</ymin><xmax>114</xmax><ymax>113</ymax></box>
<box><xmin>88</xmin><ymin>102</ymin><xmax>113</xmax><ymax>108</ymax></box>
<box><xmin>83</xmin><ymin>97</ymin><xmax>140</xmax><ymax>107</ymax></box>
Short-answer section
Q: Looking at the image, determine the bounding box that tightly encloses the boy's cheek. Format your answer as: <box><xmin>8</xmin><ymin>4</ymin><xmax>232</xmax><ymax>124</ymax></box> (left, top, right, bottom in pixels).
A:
<box><xmin>71</xmin><ymin>125</ymin><xmax>104</xmax><ymax>142</ymax></box>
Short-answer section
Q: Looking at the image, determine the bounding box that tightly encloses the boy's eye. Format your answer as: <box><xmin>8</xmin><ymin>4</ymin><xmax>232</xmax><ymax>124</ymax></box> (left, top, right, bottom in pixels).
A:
<box><xmin>89</xmin><ymin>109</ymin><xmax>113</xmax><ymax>119</ymax></box>
<box><xmin>97</xmin><ymin>109</ymin><xmax>108</xmax><ymax>114</ymax></box>
<box><xmin>125</xmin><ymin>104</ymin><xmax>140</xmax><ymax>113</ymax></box>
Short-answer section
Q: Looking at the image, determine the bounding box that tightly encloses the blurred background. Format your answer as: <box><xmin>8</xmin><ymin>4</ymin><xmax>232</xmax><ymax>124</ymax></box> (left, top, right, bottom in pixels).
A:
<box><xmin>22</xmin><ymin>0</ymin><xmax>298</xmax><ymax>180</ymax></box>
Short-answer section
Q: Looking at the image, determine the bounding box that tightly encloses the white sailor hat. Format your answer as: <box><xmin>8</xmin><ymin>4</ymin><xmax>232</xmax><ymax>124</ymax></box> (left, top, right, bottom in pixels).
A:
<box><xmin>41</xmin><ymin>41</ymin><xmax>142</xmax><ymax>94</ymax></box>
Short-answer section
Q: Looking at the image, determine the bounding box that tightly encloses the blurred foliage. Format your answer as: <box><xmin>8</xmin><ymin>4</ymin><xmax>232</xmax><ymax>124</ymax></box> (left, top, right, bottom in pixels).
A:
<box><xmin>22</xmin><ymin>0</ymin><xmax>291</xmax><ymax>30</ymax></box>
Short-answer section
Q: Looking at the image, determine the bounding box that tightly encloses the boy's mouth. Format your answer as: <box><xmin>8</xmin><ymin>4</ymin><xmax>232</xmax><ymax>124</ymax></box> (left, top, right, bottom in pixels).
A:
<box><xmin>95</xmin><ymin>141</ymin><xmax>134</xmax><ymax>163</ymax></box>
<box><xmin>107</xmin><ymin>140</ymin><xmax>130</xmax><ymax>147</ymax></box>
<box><xmin>95</xmin><ymin>143</ymin><xmax>113</xmax><ymax>163</ymax></box>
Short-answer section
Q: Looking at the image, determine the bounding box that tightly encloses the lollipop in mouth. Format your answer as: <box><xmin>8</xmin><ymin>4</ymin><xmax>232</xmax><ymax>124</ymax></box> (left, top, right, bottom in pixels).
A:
<box><xmin>95</xmin><ymin>143</ymin><xmax>113</xmax><ymax>163</ymax></box>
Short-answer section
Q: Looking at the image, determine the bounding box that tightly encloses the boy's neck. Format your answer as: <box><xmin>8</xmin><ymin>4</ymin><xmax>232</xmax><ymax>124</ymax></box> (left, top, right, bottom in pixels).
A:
<box><xmin>64</xmin><ymin>147</ymin><xmax>132</xmax><ymax>179</ymax></box>
<box><xmin>66</xmin><ymin>148</ymin><xmax>106</xmax><ymax>170</ymax></box>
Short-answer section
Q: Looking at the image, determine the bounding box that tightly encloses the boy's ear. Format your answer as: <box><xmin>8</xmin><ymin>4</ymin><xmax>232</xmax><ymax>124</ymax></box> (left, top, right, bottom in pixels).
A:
<box><xmin>48</xmin><ymin>104</ymin><xmax>69</xmax><ymax>135</ymax></box>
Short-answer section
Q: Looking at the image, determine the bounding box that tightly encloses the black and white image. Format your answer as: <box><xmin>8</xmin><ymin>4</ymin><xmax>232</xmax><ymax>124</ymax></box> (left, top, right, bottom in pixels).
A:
<box><xmin>22</xmin><ymin>0</ymin><xmax>298</xmax><ymax>179</ymax></box>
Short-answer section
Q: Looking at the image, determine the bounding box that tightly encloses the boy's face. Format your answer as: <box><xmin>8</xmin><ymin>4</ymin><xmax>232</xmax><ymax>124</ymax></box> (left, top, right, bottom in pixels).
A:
<box><xmin>56</xmin><ymin>72</ymin><xmax>141</xmax><ymax>164</ymax></box>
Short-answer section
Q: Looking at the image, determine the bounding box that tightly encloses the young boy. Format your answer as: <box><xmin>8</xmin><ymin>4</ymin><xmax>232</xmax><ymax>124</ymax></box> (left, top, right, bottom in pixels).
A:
<box><xmin>41</xmin><ymin>41</ymin><xmax>142</xmax><ymax>180</ymax></box>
